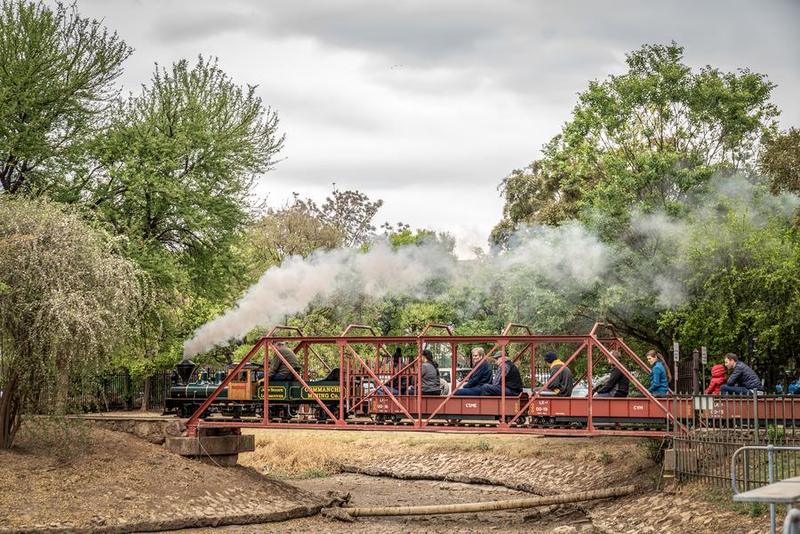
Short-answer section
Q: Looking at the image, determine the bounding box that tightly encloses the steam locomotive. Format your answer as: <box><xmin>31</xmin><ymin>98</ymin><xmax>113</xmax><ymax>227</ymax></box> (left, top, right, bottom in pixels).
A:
<box><xmin>165</xmin><ymin>360</ymin><xmax>340</xmax><ymax>419</ymax></box>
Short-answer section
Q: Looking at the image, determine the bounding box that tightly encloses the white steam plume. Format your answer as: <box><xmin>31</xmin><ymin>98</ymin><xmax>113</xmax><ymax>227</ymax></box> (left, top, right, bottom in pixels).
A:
<box><xmin>183</xmin><ymin>240</ymin><xmax>456</xmax><ymax>358</ymax></box>
<box><xmin>184</xmin><ymin>174</ymin><xmax>800</xmax><ymax>359</ymax></box>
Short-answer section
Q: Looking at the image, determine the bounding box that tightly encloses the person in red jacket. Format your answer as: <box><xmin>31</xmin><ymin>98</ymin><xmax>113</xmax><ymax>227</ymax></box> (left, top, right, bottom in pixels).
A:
<box><xmin>705</xmin><ymin>364</ymin><xmax>727</xmax><ymax>394</ymax></box>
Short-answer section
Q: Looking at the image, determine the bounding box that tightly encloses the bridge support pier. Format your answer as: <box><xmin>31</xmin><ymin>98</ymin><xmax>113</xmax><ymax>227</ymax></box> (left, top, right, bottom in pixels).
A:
<box><xmin>165</xmin><ymin>428</ymin><xmax>254</xmax><ymax>467</ymax></box>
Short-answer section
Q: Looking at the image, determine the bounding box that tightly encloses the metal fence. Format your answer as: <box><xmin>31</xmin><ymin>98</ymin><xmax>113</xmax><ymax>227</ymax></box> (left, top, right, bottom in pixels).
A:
<box><xmin>673</xmin><ymin>394</ymin><xmax>800</xmax><ymax>490</ymax></box>
<box><xmin>67</xmin><ymin>371</ymin><xmax>171</xmax><ymax>413</ymax></box>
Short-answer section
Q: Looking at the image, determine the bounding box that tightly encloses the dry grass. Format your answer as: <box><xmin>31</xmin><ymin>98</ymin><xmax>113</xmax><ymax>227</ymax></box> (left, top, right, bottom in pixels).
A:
<box><xmin>239</xmin><ymin>429</ymin><xmax>644</xmax><ymax>479</ymax></box>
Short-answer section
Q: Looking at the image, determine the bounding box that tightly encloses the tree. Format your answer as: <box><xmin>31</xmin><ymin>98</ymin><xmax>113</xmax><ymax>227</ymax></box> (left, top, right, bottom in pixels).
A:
<box><xmin>0</xmin><ymin>198</ymin><xmax>144</xmax><ymax>448</ymax></box>
<box><xmin>492</xmin><ymin>42</ymin><xmax>778</xmax><ymax>243</ymax></box>
<box><xmin>491</xmin><ymin>158</ymin><xmax>579</xmax><ymax>244</ymax></box>
<box><xmin>318</xmin><ymin>187</ymin><xmax>383</xmax><ymax>247</ymax></box>
<box><xmin>246</xmin><ymin>193</ymin><xmax>344</xmax><ymax>270</ymax></box>
<box><xmin>660</xmin><ymin>204</ymin><xmax>800</xmax><ymax>379</ymax></box>
<box><xmin>761</xmin><ymin>127</ymin><xmax>800</xmax><ymax>194</ymax></box>
<box><xmin>0</xmin><ymin>0</ymin><xmax>131</xmax><ymax>196</ymax></box>
<box><xmin>87</xmin><ymin>56</ymin><xmax>284</xmax><ymax>297</ymax></box>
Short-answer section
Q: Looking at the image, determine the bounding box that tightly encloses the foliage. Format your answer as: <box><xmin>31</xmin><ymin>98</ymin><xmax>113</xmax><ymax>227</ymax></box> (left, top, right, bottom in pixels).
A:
<box><xmin>761</xmin><ymin>127</ymin><xmax>800</xmax><ymax>195</ymax></box>
<box><xmin>76</xmin><ymin>56</ymin><xmax>284</xmax><ymax>375</ymax></box>
<box><xmin>659</xmin><ymin>203</ymin><xmax>800</xmax><ymax>370</ymax></box>
<box><xmin>318</xmin><ymin>187</ymin><xmax>383</xmax><ymax>248</ymax></box>
<box><xmin>0</xmin><ymin>198</ymin><xmax>144</xmax><ymax>447</ymax></box>
<box><xmin>87</xmin><ymin>56</ymin><xmax>283</xmax><ymax>296</ymax></box>
<box><xmin>0</xmin><ymin>0</ymin><xmax>131</xmax><ymax>196</ymax></box>
<box><xmin>245</xmin><ymin>192</ymin><xmax>344</xmax><ymax>270</ymax></box>
<box><xmin>488</xmin><ymin>42</ymin><xmax>785</xmax><ymax>359</ymax></box>
<box><xmin>492</xmin><ymin>42</ymin><xmax>778</xmax><ymax>242</ymax></box>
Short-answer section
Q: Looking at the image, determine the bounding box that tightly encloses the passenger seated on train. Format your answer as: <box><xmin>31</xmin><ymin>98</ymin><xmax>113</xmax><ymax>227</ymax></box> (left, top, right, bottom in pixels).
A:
<box><xmin>408</xmin><ymin>349</ymin><xmax>442</xmax><ymax>395</ymax></box>
<box><xmin>542</xmin><ymin>352</ymin><xmax>574</xmax><ymax>397</ymax></box>
<box><xmin>269</xmin><ymin>341</ymin><xmax>302</xmax><ymax>381</ymax></box>
<box><xmin>460</xmin><ymin>347</ymin><xmax>492</xmax><ymax>389</ymax></box>
<box><xmin>705</xmin><ymin>364</ymin><xmax>727</xmax><ymax>395</ymax></box>
<box><xmin>646</xmin><ymin>350</ymin><xmax>670</xmax><ymax>397</ymax></box>
<box><xmin>594</xmin><ymin>350</ymin><xmax>629</xmax><ymax>398</ymax></box>
<box><xmin>720</xmin><ymin>353</ymin><xmax>763</xmax><ymax>395</ymax></box>
<box><xmin>455</xmin><ymin>352</ymin><xmax>523</xmax><ymax>396</ymax></box>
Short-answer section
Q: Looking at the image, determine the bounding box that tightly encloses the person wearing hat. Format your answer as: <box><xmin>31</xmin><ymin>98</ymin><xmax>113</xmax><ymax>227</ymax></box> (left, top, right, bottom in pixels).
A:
<box><xmin>542</xmin><ymin>351</ymin><xmax>574</xmax><ymax>397</ymax></box>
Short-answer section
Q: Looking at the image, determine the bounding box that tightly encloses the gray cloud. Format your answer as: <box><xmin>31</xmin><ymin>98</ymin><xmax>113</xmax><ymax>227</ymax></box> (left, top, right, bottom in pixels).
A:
<box><xmin>72</xmin><ymin>0</ymin><xmax>800</xmax><ymax>255</ymax></box>
<box><xmin>144</xmin><ymin>1</ymin><xmax>800</xmax><ymax>105</ymax></box>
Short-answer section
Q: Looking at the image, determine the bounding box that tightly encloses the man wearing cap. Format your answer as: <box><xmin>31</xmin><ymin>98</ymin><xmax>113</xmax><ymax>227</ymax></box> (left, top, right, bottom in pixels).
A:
<box><xmin>542</xmin><ymin>351</ymin><xmax>574</xmax><ymax>397</ymax></box>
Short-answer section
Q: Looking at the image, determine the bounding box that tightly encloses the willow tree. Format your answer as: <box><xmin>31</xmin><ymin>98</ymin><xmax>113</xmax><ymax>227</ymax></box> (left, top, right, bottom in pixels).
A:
<box><xmin>0</xmin><ymin>198</ymin><xmax>144</xmax><ymax>448</ymax></box>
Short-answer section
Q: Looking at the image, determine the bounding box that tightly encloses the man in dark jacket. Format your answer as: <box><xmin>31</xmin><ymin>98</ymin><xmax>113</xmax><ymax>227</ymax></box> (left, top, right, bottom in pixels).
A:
<box><xmin>595</xmin><ymin>350</ymin><xmax>630</xmax><ymax>398</ymax></box>
<box><xmin>481</xmin><ymin>353</ymin><xmax>523</xmax><ymax>396</ymax></box>
<box><xmin>462</xmin><ymin>347</ymin><xmax>492</xmax><ymax>389</ymax></box>
<box><xmin>269</xmin><ymin>341</ymin><xmax>302</xmax><ymax>380</ymax></box>
<box><xmin>720</xmin><ymin>353</ymin><xmax>763</xmax><ymax>394</ymax></box>
<box><xmin>543</xmin><ymin>352</ymin><xmax>574</xmax><ymax>397</ymax></box>
<box><xmin>455</xmin><ymin>352</ymin><xmax>522</xmax><ymax>396</ymax></box>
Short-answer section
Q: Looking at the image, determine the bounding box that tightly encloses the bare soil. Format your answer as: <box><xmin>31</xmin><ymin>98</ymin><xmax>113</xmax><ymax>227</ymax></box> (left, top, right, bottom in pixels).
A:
<box><xmin>1</xmin><ymin>422</ymin><xmax>772</xmax><ymax>533</ymax></box>
<box><xmin>0</xmin><ymin>422</ymin><xmax>326</xmax><ymax>532</ymax></box>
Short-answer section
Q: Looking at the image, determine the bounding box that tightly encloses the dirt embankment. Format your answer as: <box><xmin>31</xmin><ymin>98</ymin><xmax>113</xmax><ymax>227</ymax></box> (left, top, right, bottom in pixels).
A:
<box><xmin>0</xmin><ymin>423</ymin><xmax>329</xmax><ymax>533</ymax></box>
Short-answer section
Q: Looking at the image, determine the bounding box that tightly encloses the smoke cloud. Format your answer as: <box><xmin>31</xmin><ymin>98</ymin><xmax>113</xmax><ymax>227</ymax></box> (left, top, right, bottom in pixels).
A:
<box><xmin>184</xmin><ymin>174</ymin><xmax>799</xmax><ymax>358</ymax></box>
<box><xmin>183</xmin><ymin>240</ymin><xmax>457</xmax><ymax>358</ymax></box>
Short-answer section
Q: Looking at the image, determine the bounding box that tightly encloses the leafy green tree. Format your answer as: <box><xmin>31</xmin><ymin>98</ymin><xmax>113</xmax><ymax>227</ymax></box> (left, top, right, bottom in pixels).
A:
<box><xmin>80</xmin><ymin>57</ymin><xmax>285</xmax><ymax>375</ymax></box>
<box><xmin>0</xmin><ymin>198</ymin><xmax>144</xmax><ymax>447</ymax></box>
<box><xmin>88</xmin><ymin>56</ymin><xmax>284</xmax><ymax>297</ymax></box>
<box><xmin>761</xmin><ymin>127</ymin><xmax>800</xmax><ymax>195</ymax></box>
<box><xmin>660</xmin><ymin>204</ymin><xmax>800</xmax><ymax>377</ymax></box>
<box><xmin>0</xmin><ymin>0</ymin><xmax>131</xmax><ymax>196</ymax></box>
<box><xmin>487</xmin><ymin>42</ymin><xmax>782</xmax><ymax>356</ymax></box>
<box><xmin>492</xmin><ymin>42</ymin><xmax>778</xmax><ymax>243</ymax></box>
<box><xmin>245</xmin><ymin>192</ymin><xmax>344</xmax><ymax>271</ymax></box>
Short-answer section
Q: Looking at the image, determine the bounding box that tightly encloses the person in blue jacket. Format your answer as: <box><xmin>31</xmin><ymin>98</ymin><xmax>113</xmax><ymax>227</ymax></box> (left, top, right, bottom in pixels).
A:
<box><xmin>646</xmin><ymin>349</ymin><xmax>671</xmax><ymax>397</ymax></box>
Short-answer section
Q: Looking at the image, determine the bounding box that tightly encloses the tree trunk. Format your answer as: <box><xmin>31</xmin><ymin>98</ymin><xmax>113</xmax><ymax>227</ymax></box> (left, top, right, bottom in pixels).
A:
<box><xmin>123</xmin><ymin>369</ymin><xmax>132</xmax><ymax>409</ymax></box>
<box><xmin>340</xmin><ymin>485</ymin><xmax>636</xmax><ymax>518</ymax></box>
<box><xmin>0</xmin><ymin>374</ymin><xmax>21</xmax><ymax>449</ymax></box>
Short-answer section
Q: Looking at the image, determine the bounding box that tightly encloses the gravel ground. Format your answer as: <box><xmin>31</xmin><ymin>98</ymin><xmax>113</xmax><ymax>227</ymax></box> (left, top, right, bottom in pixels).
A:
<box><xmin>174</xmin><ymin>473</ymin><xmax>596</xmax><ymax>534</ymax></box>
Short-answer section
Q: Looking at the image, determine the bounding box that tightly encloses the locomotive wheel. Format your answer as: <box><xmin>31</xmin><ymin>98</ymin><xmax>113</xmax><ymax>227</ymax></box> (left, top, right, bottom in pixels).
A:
<box><xmin>446</xmin><ymin>418</ymin><xmax>462</xmax><ymax>425</ymax></box>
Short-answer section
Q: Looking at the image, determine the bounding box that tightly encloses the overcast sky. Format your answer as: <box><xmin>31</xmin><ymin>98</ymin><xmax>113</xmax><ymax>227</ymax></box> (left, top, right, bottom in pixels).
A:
<box><xmin>77</xmin><ymin>0</ymin><xmax>800</xmax><ymax>257</ymax></box>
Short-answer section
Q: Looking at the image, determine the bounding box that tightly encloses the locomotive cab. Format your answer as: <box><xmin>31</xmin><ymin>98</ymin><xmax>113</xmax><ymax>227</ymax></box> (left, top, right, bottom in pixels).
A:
<box><xmin>227</xmin><ymin>364</ymin><xmax>262</xmax><ymax>401</ymax></box>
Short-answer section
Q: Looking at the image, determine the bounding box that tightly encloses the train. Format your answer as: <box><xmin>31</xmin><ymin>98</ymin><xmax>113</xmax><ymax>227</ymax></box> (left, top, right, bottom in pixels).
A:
<box><xmin>165</xmin><ymin>359</ymin><xmax>800</xmax><ymax>431</ymax></box>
